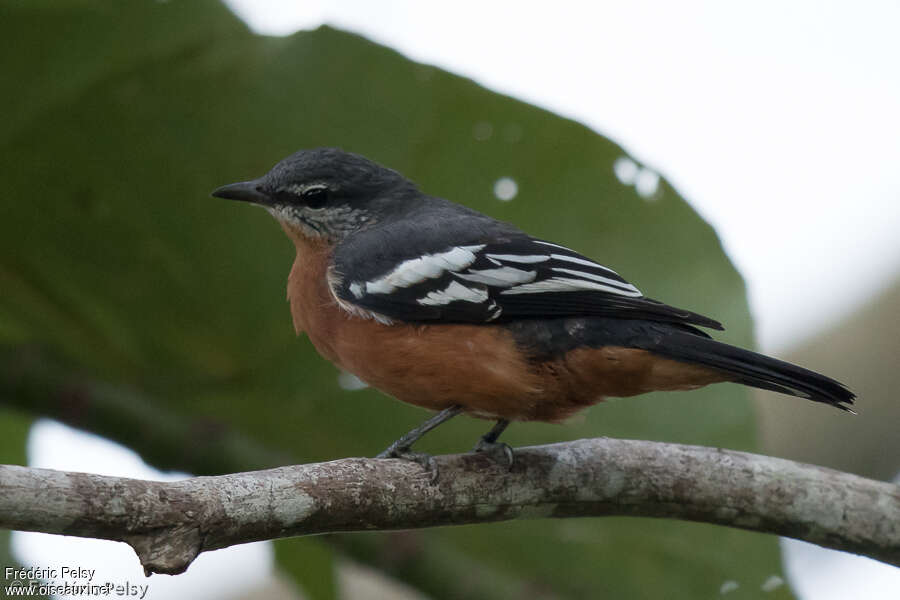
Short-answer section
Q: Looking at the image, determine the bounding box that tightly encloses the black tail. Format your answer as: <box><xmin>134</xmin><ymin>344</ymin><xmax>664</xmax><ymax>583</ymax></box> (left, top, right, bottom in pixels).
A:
<box><xmin>650</xmin><ymin>330</ymin><xmax>856</xmax><ymax>413</ymax></box>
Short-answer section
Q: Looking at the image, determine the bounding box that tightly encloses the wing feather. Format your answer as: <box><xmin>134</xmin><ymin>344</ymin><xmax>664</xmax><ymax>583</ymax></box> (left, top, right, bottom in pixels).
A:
<box><xmin>331</xmin><ymin>221</ymin><xmax>722</xmax><ymax>330</ymax></box>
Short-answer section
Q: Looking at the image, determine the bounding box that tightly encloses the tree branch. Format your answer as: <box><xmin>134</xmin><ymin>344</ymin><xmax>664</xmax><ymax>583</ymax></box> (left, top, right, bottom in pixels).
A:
<box><xmin>1</xmin><ymin>437</ymin><xmax>898</xmax><ymax>576</ymax></box>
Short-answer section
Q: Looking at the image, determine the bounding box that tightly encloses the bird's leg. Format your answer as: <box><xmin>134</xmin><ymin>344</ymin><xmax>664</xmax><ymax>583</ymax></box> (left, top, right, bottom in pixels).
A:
<box><xmin>376</xmin><ymin>405</ymin><xmax>463</xmax><ymax>482</ymax></box>
<box><xmin>377</xmin><ymin>405</ymin><xmax>463</xmax><ymax>456</ymax></box>
<box><xmin>472</xmin><ymin>419</ymin><xmax>514</xmax><ymax>469</ymax></box>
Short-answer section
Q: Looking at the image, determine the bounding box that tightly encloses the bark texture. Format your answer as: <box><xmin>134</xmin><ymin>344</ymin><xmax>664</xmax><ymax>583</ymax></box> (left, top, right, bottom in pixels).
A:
<box><xmin>1</xmin><ymin>437</ymin><xmax>898</xmax><ymax>575</ymax></box>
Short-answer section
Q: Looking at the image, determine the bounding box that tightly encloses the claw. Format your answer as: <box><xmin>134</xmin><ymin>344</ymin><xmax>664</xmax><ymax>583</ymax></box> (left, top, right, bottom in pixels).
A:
<box><xmin>472</xmin><ymin>438</ymin><xmax>515</xmax><ymax>471</ymax></box>
<box><xmin>376</xmin><ymin>445</ymin><xmax>440</xmax><ymax>483</ymax></box>
<box><xmin>470</xmin><ymin>418</ymin><xmax>513</xmax><ymax>470</ymax></box>
<box><xmin>373</xmin><ymin>405</ymin><xmax>462</xmax><ymax>483</ymax></box>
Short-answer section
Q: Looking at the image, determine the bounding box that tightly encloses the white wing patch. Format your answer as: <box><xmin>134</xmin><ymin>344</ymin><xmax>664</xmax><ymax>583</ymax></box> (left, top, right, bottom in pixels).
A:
<box><xmin>551</xmin><ymin>267</ymin><xmax>640</xmax><ymax>294</ymax></box>
<box><xmin>533</xmin><ymin>240</ymin><xmax>568</xmax><ymax>250</ymax></box>
<box><xmin>364</xmin><ymin>244</ymin><xmax>485</xmax><ymax>294</ymax></box>
<box><xmin>342</xmin><ymin>240</ymin><xmax>643</xmax><ymax>322</ymax></box>
<box><xmin>549</xmin><ymin>253</ymin><xmax>606</xmax><ymax>268</ymax></box>
<box><xmin>500</xmin><ymin>277</ymin><xmax>643</xmax><ymax>297</ymax></box>
<box><xmin>418</xmin><ymin>280</ymin><xmax>489</xmax><ymax>306</ymax></box>
<box><xmin>488</xmin><ymin>245</ymin><xmax>642</xmax><ymax>298</ymax></box>
<box><xmin>456</xmin><ymin>266</ymin><xmax>536</xmax><ymax>286</ymax></box>
<box><xmin>485</xmin><ymin>253</ymin><xmax>550</xmax><ymax>264</ymax></box>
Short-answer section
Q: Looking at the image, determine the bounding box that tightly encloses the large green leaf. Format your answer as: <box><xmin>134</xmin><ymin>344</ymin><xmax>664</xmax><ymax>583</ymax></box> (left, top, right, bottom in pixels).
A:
<box><xmin>0</xmin><ymin>2</ymin><xmax>792</xmax><ymax>597</ymax></box>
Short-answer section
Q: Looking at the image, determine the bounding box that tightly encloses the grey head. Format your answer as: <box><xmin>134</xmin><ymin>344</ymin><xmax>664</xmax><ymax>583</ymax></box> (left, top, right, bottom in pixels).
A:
<box><xmin>212</xmin><ymin>148</ymin><xmax>420</xmax><ymax>241</ymax></box>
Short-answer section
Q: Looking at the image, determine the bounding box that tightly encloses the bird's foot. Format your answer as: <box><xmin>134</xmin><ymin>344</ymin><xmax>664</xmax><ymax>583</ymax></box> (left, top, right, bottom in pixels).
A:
<box><xmin>472</xmin><ymin>438</ymin><xmax>515</xmax><ymax>471</ymax></box>
<box><xmin>376</xmin><ymin>445</ymin><xmax>440</xmax><ymax>483</ymax></box>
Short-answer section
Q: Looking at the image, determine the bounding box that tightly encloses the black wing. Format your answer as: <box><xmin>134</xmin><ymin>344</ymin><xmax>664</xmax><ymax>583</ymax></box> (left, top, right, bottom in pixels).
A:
<box><xmin>330</xmin><ymin>216</ymin><xmax>722</xmax><ymax>330</ymax></box>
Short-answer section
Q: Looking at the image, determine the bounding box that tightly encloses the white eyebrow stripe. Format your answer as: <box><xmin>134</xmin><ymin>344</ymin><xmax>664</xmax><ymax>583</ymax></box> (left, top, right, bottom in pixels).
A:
<box><xmin>365</xmin><ymin>244</ymin><xmax>485</xmax><ymax>294</ymax></box>
<box><xmin>551</xmin><ymin>267</ymin><xmax>640</xmax><ymax>293</ymax></box>
<box><xmin>456</xmin><ymin>267</ymin><xmax>536</xmax><ymax>286</ymax></box>
<box><xmin>417</xmin><ymin>280</ymin><xmax>489</xmax><ymax>306</ymax></box>
<box><xmin>280</xmin><ymin>181</ymin><xmax>330</xmax><ymax>195</ymax></box>
<box><xmin>499</xmin><ymin>277</ymin><xmax>644</xmax><ymax>297</ymax></box>
<box><xmin>485</xmin><ymin>253</ymin><xmax>551</xmax><ymax>264</ymax></box>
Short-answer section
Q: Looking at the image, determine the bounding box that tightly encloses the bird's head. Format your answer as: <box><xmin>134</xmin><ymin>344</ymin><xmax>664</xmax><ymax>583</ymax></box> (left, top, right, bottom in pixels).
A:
<box><xmin>213</xmin><ymin>148</ymin><xmax>418</xmax><ymax>242</ymax></box>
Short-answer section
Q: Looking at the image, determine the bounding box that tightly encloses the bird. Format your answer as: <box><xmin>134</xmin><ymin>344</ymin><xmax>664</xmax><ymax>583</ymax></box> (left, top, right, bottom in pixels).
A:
<box><xmin>213</xmin><ymin>147</ymin><xmax>855</xmax><ymax>471</ymax></box>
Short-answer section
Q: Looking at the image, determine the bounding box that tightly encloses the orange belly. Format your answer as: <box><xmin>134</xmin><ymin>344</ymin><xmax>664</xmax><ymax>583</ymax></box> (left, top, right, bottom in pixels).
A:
<box><xmin>284</xmin><ymin>236</ymin><xmax>726</xmax><ymax>422</ymax></box>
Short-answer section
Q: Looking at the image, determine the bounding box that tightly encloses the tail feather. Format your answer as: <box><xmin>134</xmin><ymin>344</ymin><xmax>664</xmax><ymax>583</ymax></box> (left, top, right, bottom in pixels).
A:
<box><xmin>649</xmin><ymin>331</ymin><xmax>856</xmax><ymax>412</ymax></box>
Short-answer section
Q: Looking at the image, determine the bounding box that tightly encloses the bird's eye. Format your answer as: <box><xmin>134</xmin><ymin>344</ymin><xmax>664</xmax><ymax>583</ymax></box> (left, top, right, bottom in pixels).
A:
<box><xmin>302</xmin><ymin>186</ymin><xmax>329</xmax><ymax>209</ymax></box>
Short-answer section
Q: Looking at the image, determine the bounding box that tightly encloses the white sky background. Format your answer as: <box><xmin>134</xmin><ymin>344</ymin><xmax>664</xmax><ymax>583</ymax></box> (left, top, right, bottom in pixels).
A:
<box><xmin>13</xmin><ymin>2</ymin><xmax>900</xmax><ymax>599</ymax></box>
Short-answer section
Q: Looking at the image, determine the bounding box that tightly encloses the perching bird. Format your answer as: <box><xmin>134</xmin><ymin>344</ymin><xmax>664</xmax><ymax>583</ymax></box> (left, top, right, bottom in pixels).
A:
<box><xmin>213</xmin><ymin>148</ymin><xmax>854</xmax><ymax>469</ymax></box>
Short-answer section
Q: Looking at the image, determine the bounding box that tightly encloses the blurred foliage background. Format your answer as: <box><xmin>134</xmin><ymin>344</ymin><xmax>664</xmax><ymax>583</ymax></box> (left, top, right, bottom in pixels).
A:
<box><xmin>5</xmin><ymin>1</ymin><xmax>886</xmax><ymax>599</ymax></box>
<box><xmin>756</xmin><ymin>280</ymin><xmax>900</xmax><ymax>481</ymax></box>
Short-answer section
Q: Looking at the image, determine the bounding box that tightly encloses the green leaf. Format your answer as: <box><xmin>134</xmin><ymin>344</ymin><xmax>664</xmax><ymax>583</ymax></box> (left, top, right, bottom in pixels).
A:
<box><xmin>0</xmin><ymin>2</ymin><xmax>793</xmax><ymax>597</ymax></box>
